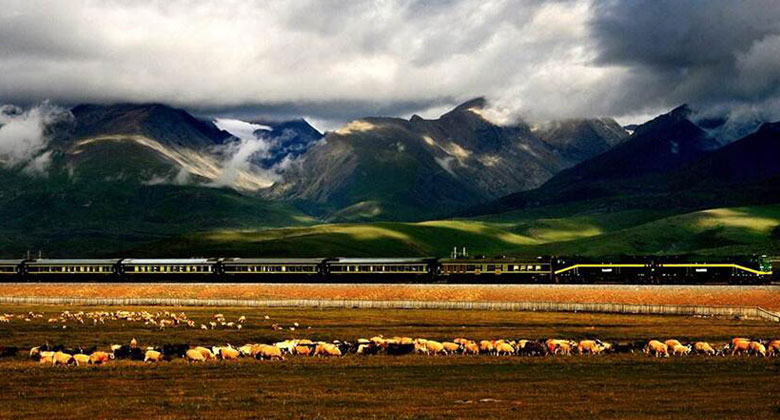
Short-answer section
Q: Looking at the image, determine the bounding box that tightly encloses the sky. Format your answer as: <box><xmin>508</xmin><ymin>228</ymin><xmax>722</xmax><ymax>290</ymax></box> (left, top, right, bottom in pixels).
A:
<box><xmin>1</xmin><ymin>0</ymin><xmax>780</xmax><ymax>130</ymax></box>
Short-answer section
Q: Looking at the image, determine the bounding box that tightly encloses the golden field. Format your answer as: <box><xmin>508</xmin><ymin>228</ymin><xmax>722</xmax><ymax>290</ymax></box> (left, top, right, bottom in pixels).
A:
<box><xmin>0</xmin><ymin>283</ymin><xmax>778</xmax><ymax>309</ymax></box>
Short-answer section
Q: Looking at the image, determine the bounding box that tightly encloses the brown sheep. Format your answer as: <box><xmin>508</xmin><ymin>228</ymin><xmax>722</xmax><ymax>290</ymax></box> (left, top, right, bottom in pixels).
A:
<box><xmin>479</xmin><ymin>340</ymin><xmax>495</xmax><ymax>354</ymax></box>
<box><xmin>767</xmin><ymin>340</ymin><xmax>780</xmax><ymax>356</ymax></box>
<box><xmin>217</xmin><ymin>347</ymin><xmax>241</xmax><ymax>361</ymax></box>
<box><xmin>546</xmin><ymin>339</ymin><xmax>575</xmax><ymax>355</ymax></box>
<box><xmin>192</xmin><ymin>346</ymin><xmax>215</xmax><ymax>360</ymax></box>
<box><xmin>693</xmin><ymin>342</ymin><xmax>716</xmax><ymax>356</ymax></box>
<box><xmin>39</xmin><ymin>351</ymin><xmax>55</xmax><ymax>364</ymax></box>
<box><xmin>577</xmin><ymin>340</ymin><xmax>605</xmax><ymax>355</ymax></box>
<box><xmin>645</xmin><ymin>340</ymin><xmax>669</xmax><ymax>357</ymax></box>
<box><xmin>731</xmin><ymin>339</ymin><xmax>750</xmax><ymax>356</ymax></box>
<box><xmin>89</xmin><ymin>352</ymin><xmax>112</xmax><ymax>365</ymax></box>
<box><xmin>749</xmin><ymin>342</ymin><xmax>766</xmax><ymax>357</ymax></box>
<box><xmin>73</xmin><ymin>354</ymin><xmax>90</xmax><ymax>365</ymax></box>
<box><xmin>664</xmin><ymin>339</ymin><xmax>682</xmax><ymax>350</ymax></box>
<box><xmin>144</xmin><ymin>350</ymin><xmax>164</xmax><ymax>362</ymax></box>
<box><xmin>254</xmin><ymin>344</ymin><xmax>285</xmax><ymax>360</ymax></box>
<box><xmin>556</xmin><ymin>342</ymin><xmax>572</xmax><ymax>355</ymax></box>
<box><xmin>52</xmin><ymin>351</ymin><xmax>76</xmax><ymax>366</ymax></box>
<box><xmin>495</xmin><ymin>342</ymin><xmax>515</xmax><ymax>356</ymax></box>
<box><xmin>185</xmin><ymin>349</ymin><xmax>206</xmax><ymax>363</ymax></box>
<box><xmin>462</xmin><ymin>341</ymin><xmax>479</xmax><ymax>355</ymax></box>
<box><xmin>442</xmin><ymin>342</ymin><xmax>460</xmax><ymax>354</ymax></box>
<box><xmin>238</xmin><ymin>344</ymin><xmax>255</xmax><ymax>357</ymax></box>
<box><xmin>295</xmin><ymin>345</ymin><xmax>312</xmax><ymax>356</ymax></box>
<box><xmin>314</xmin><ymin>343</ymin><xmax>341</xmax><ymax>357</ymax></box>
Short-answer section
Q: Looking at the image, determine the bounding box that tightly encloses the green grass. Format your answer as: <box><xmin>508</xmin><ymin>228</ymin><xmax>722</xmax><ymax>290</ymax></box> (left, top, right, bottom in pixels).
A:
<box><xmin>134</xmin><ymin>204</ymin><xmax>780</xmax><ymax>258</ymax></box>
<box><xmin>0</xmin><ymin>158</ymin><xmax>315</xmax><ymax>257</ymax></box>
<box><xmin>0</xmin><ymin>305</ymin><xmax>778</xmax><ymax>419</ymax></box>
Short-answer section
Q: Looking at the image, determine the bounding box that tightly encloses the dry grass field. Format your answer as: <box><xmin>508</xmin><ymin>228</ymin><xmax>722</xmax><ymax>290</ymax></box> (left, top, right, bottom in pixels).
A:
<box><xmin>1</xmin><ymin>283</ymin><xmax>779</xmax><ymax>309</ymax></box>
<box><xmin>0</xmin><ymin>304</ymin><xmax>778</xmax><ymax>419</ymax></box>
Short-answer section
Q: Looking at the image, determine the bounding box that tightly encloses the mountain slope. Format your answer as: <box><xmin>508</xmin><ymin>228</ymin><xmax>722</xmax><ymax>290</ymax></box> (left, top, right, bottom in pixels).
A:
<box><xmin>68</xmin><ymin>103</ymin><xmax>232</xmax><ymax>148</ymax></box>
<box><xmin>267</xmin><ymin>98</ymin><xmax>626</xmax><ymax>221</ymax></box>
<box><xmin>673</xmin><ymin>121</ymin><xmax>780</xmax><ymax>187</ymax></box>
<box><xmin>56</xmin><ymin>103</ymin><xmax>285</xmax><ymax>190</ymax></box>
<box><xmin>535</xmin><ymin>118</ymin><xmax>628</xmax><ymax>166</ymax></box>
<box><xmin>465</xmin><ymin>105</ymin><xmax>722</xmax><ymax>215</ymax></box>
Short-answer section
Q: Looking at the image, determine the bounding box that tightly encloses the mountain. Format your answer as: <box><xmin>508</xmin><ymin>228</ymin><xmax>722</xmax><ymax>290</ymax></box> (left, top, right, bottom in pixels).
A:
<box><xmin>68</xmin><ymin>103</ymin><xmax>232</xmax><ymax>148</ymax></box>
<box><xmin>535</xmin><ymin>118</ymin><xmax>627</xmax><ymax>166</ymax></box>
<box><xmin>250</xmin><ymin>118</ymin><xmax>323</xmax><ymax>168</ymax></box>
<box><xmin>266</xmin><ymin>98</ymin><xmax>627</xmax><ymax>221</ymax></box>
<box><xmin>673</xmin><ymin>121</ymin><xmax>780</xmax><ymax>187</ymax></box>
<box><xmin>57</xmin><ymin>103</ymin><xmax>282</xmax><ymax>190</ymax></box>
<box><xmin>465</xmin><ymin>105</ymin><xmax>721</xmax><ymax>215</ymax></box>
<box><xmin>0</xmin><ymin>103</ymin><xmax>312</xmax><ymax>257</ymax></box>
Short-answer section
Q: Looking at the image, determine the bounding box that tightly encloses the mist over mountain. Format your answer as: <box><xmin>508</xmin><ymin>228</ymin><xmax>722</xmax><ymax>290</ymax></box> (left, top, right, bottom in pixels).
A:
<box><xmin>250</xmin><ymin>119</ymin><xmax>323</xmax><ymax>168</ymax></box>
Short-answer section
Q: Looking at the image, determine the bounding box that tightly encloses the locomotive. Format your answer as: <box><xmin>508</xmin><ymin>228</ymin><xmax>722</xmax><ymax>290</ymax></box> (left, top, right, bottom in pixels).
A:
<box><xmin>0</xmin><ymin>255</ymin><xmax>773</xmax><ymax>284</ymax></box>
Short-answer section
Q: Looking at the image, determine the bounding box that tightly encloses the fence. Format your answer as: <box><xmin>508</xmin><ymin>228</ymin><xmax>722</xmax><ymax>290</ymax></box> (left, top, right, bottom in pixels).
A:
<box><xmin>0</xmin><ymin>295</ymin><xmax>778</xmax><ymax>322</ymax></box>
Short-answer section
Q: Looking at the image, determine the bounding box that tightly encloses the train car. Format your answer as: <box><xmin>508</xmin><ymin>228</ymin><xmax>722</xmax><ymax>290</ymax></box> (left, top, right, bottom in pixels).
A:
<box><xmin>655</xmin><ymin>258</ymin><xmax>772</xmax><ymax>285</ymax></box>
<box><xmin>438</xmin><ymin>258</ymin><xmax>552</xmax><ymax>283</ymax></box>
<box><xmin>119</xmin><ymin>258</ymin><xmax>218</xmax><ymax>281</ymax></box>
<box><xmin>220</xmin><ymin>258</ymin><xmax>324</xmax><ymax>282</ymax></box>
<box><xmin>0</xmin><ymin>259</ymin><xmax>24</xmax><ymax>280</ymax></box>
<box><xmin>325</xmin><ymin>258</ymin><xmax>434</xmax><ymax>282</ymax></box>
<box><xmin>552</xmin><ymin>259</ymin><xmax>652</xmax><ymax>284</ymax></box>
<box><xmin>23</xmin><ymin>259</ymin><xmax>121</xmax><ymax>281</ymax></box>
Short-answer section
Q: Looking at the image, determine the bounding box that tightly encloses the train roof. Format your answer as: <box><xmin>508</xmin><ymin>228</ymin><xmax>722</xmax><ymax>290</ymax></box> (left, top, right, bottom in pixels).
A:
<box><xmin>222</xmin><ymin>258</ymin><xmax>326</xmax><ymax>264</ymax></box>
<box><xmin>438</xmin><ymin>258</ymin><xmax>547</xmax><ymax>263</ymax></box>
<box><xmin>330</xmin><ymin>257</ymin><xmax>433</xmax><ymax>264</ymax></box>
<box><xmin>121</xmin><ymin>258</ymin><xmax>216</xmax><ymax>264</ymax></box>
<box><xmin>26</xmin><ymin>259</ymin><xmax>121</xmax><ymax>265</ymax></box>
<box><xmin>0</xmin><ymin>259</ymin><xmax>24</xmax><ymax>264</ymax></box>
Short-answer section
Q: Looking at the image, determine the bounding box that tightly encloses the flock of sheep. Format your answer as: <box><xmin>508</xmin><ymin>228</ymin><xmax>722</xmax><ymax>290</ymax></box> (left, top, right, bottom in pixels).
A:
<box><xmin>0</xmin><ymin>310</ymin><xmax>247</xmax><ymax>331</ymax></box>
<box><xmin>3</xmin><ymin>310</ymin><xmax>779</xmax><ymax>366</ymax></box>
<box><xmin>5</xmin><ymin>335</ymin><xmax>778</xmax><ymax>367</ymax></box>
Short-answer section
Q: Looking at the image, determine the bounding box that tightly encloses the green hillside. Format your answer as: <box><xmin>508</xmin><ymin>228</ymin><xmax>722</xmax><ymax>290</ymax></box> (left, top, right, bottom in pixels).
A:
<box><xmin>129</xmin><ymin>204</ymin><xmax>780</xmax><ymax>258</ymax></box>
<box><xmin>0</xmin><ymin>165</ymin><xmax>313</xmax><ymax>257</ymax></box>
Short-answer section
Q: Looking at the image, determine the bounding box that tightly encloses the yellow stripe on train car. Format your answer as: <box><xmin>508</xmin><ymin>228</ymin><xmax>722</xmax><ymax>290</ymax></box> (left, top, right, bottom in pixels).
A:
<box><xmin>659</xmin><ymin>263</ymin><xmax>772</xmax><ymax>275</ymax></box>
<box><xmin>554</xmin><ymin>264</ymin><xmax>646</xmax><ymax>275</ymax></box>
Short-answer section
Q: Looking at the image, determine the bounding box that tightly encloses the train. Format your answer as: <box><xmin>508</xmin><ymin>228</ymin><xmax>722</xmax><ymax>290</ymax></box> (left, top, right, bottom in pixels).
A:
<box><xmin>0</xmin><ymin>255</ymin><xmax>774</xmax><ymax>284</ymax></box>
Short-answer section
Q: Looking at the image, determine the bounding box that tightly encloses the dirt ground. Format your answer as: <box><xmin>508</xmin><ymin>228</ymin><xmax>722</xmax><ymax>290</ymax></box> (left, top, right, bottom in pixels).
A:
<box><xmin>0</xmin><ymin>304</ymin><xmax>778</xmax><ymax>419</ymax></box>
<box><xmin>1</xmin><ymin>283</ymin><xmax>778</xmax><ymax>309</ymax></box>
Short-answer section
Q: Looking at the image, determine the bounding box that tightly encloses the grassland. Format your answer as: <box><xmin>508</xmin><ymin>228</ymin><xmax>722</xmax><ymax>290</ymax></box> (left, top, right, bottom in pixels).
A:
<box><xmin>131</xmin><ymin>204</ymin><xmax>780</xmax><ymax>258</ymax></box>
<box><xmin>0</xmin><ymin>305</ymin><xmax>778</xmax><ymax>419</ymax></box>
<box><xmin>1</xmin><ymin>283</ymin><xmax>779</xmax><ymax>310</ymax></box>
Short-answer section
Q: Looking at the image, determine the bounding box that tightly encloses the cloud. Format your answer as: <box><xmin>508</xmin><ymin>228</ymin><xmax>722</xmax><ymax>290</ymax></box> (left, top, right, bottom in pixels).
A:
<box><xmin>211</xmin><ymin>118</ymin><xmax>277</xmax><ymax>188</ymax></box>
<box><xmin>589</xmin><ymin>0</ymin><xmax>780</xmax><ymax>121</ymax></box>
<box><xmin>0</xmin><ymin>0</ymin><xmax>779</xmax><ymax>128</ymax></box>
<box><xmin>0</xmin><ymin>102</ymin><xmax>72</xmax><ymax>174</ymax></box>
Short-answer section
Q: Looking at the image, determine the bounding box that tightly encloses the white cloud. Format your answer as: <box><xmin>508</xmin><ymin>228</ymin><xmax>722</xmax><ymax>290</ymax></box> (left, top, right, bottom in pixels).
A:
<box><xmin>1</xmin><ymin>0</ymin><xmax>778</xmax><ymax>128</ymax></box>
<box><xmin>0</xmin><ymin>102</ymin><xmax>71</xmax><ymax>173</ymax></box>
<box><xmin>0</xmin><ymin>0</ymin><xmax>616</xmax><ymax>123</ymax></box>
<box><xmin>211</xmin><ymin>118</ymin><xmax>277</xmax><ymax>188</ymax></box>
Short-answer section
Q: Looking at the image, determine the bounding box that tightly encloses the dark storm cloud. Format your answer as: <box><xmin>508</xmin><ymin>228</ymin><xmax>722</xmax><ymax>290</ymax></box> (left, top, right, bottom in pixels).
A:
<box><xmin>0</xmin><ymin>0</ymin><xmax>779</xmax><ymax>128</ymax></box>
<box><xmin>590</xmin><ymin>0</ymin><xmax>780</xmax><ymax>116</ymax></box>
